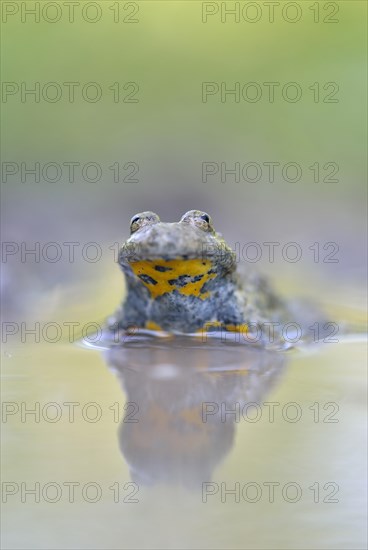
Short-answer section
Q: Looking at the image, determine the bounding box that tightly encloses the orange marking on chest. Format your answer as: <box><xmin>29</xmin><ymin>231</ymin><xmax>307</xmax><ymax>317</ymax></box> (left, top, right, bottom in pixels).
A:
<box><xmin>130</xmin><ymin>258</ymin><xmax>216</xmax><ymax>299</ymax></box>
<box><xmin>145</xmin><ymin>321</ymin><xmax>163</xmax><ymax>331</ymax></box>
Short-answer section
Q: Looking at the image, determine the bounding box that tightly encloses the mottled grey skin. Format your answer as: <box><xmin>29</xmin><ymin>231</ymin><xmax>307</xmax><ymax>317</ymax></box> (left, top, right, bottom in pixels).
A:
<box><xmin>110</xmin><ymin>211</ymin><xmax>297</xmax><ymax>346</ymax></box>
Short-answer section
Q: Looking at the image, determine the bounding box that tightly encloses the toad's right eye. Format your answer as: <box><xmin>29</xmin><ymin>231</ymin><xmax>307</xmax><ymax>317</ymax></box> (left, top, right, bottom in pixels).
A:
<box><xmin>130</xmin><ymin>217</ymin><xmax>142</xmax><ymax>234</ymax></box>
<box><xmin>129</xmin><ymin>212</ymin><xmax>160</xmax><ymax>234</ymax></box>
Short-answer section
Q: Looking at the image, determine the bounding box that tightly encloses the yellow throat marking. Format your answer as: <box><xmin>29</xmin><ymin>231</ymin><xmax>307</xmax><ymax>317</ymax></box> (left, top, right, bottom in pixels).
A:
<box><xmin>130</xmin><ymin>258</ymin><xmax>216</xmax><ymax>299</ymax></box>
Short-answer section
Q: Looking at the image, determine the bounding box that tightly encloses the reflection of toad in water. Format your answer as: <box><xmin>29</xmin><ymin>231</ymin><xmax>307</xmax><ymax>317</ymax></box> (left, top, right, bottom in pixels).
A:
<box><xmin>104</xmin><ymin>338</ymin><xmax>287</xmax><ymax>487</ymax></box>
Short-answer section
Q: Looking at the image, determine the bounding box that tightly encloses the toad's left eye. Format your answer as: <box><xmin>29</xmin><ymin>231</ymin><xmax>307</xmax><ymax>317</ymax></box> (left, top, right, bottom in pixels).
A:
<box><xmin>180</xmin><ymin>210</ymin><xmax>214</xmax><ymax>233</ymax></box>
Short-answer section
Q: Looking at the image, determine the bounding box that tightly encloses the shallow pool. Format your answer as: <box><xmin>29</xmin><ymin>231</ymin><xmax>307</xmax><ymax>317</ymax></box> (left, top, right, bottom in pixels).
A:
<box><xmin>2</xmin><ymin>317</ymin><xmax>366</xmax><ymax>549</ymax></box>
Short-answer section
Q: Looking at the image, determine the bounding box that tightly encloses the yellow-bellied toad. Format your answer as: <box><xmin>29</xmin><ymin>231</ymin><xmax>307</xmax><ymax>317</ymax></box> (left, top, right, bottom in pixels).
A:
<box><xmin>108</xmin><ymin>210</ymin><xmax>307</xmax><ymax>348</ymax></box>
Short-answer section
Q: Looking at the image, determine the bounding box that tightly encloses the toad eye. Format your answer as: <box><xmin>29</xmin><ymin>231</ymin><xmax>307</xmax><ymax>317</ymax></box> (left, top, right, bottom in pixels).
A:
<box><xmin>130</xmin><ymin>212</ymin><xmax>160</xmax><ymax>234</ymax></box>
<box><xmin>180</xmin><ymin>210</ymin><xmax>214</xmax><ymax>232</ymax></box>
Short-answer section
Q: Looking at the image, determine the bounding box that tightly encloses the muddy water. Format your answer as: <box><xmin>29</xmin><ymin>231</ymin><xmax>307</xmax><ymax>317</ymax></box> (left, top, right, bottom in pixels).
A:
<box><xmin>2</xmin><ymin>300</ymin><xmax>366</xmax><ymax>549</ymax></box>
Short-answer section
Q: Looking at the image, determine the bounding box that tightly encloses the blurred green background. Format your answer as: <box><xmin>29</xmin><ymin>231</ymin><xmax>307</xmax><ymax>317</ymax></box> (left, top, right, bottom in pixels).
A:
<box><xmin>1</xmin><ymin>0</ymin><xmax>367</xmax><ymax>319</ymax></box>
<box><xmin>2</xmin><ymin>0</ymin><xmax>366</xmax><ymax>328</ymax></box>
